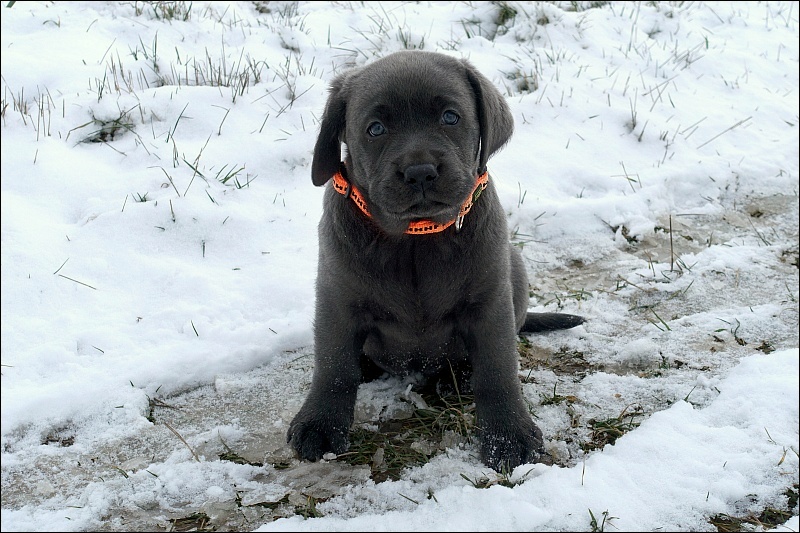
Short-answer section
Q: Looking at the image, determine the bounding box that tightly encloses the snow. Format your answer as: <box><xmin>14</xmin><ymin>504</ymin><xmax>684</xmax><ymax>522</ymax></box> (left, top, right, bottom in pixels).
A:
<box><xmin>1</xmin><ymin>1</ymin><xmax>798</xmax><ymax>531</ymax></box>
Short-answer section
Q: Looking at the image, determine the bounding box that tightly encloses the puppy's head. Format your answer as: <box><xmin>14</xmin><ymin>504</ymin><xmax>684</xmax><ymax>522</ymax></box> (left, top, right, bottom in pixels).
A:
<box><xmin>311</xmin><ymin>51</ymin><xmax>513</xmax><ymax>235</ymax></box>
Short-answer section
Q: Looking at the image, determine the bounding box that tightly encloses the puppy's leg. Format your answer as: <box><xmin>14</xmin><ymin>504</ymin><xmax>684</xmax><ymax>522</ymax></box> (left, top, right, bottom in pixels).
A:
<box><xmin>287</xmin><ymin>292</ymin><xmax>362</xmax><ymax>461</ymax></box>
<box><xmin>510</xmin><ymin>245</ymin><xmax>531</xmax><ymax>332</ymax></box>
<box><xmin>467</xmin><ymin>288</ymin><xmax>546</xmax><ymax>472</ymax></box>
<box><xmin>426</xmin><ymin>358</ymin><xmax>473</xmax><ymax>397</ymax></box>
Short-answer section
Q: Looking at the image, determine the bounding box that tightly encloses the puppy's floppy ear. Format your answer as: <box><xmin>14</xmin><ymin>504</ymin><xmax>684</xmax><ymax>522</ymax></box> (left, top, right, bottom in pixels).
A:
<box><xmin>311</xmin><ymin>73</ymin><xmax>351</xmax><ymax>186</ymax></box>
<box><xmin>462</xmin><ymin>60</ymin><xmax>514</xmax><ymax>174</ymax></box>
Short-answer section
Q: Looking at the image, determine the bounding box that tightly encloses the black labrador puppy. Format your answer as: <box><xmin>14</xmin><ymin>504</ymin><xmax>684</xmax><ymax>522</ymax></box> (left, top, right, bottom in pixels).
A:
<box><xmin>288</xmin><ymin>51</ymin><xmax>583</xmax><ymax>471</ymax></box>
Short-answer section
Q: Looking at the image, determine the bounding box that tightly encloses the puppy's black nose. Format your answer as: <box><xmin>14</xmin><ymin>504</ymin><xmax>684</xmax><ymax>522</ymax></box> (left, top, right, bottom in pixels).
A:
<box><xmin>403</xmin><ymin>163</ymin><xmax>438</xmax><ymax>189</ymax></box>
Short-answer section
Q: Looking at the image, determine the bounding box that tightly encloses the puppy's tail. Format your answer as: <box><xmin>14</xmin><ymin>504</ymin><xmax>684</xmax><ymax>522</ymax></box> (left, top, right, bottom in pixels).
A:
<box><xmin>521</xmin><ymin>312</ymin><xmax>585</xmax><ymax>333</ymax></box>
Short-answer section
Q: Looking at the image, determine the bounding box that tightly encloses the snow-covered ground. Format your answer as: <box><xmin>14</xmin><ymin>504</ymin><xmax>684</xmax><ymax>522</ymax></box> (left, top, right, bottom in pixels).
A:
<box><xmin>1</xmin><ymin>1</ymin><xmax>798</xmax><ymax>531</ymax></box>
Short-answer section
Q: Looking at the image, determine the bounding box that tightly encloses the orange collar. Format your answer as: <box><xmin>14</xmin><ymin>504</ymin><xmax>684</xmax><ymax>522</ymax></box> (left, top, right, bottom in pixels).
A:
<box><xmin>332</xmin><ymin>169</ymin><xmax>489</xmax><ymax>234</ymax></box>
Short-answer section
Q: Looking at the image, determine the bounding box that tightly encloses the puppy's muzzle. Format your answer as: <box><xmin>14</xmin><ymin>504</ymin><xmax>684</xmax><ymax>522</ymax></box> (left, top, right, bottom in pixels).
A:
<box><xmin>403</xmin><ymin>163</ymin><xmax>438</xmax><ymax>192</ymax></box>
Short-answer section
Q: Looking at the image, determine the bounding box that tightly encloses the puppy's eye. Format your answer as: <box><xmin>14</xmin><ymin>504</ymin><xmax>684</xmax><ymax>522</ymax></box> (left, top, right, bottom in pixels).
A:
<box><xmin>441</xmin><ymin>110</ymin><xmax>460</xmax><ymax>125</ymax></box>
<box><xmin>367</xmin><ymin>121</ymin><xmax>387</xmax><ymax>137</ymax></box>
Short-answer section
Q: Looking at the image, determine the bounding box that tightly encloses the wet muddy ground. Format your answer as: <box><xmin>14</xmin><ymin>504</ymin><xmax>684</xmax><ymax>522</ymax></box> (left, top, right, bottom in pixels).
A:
<box><xmin>2</xmin><ymin>192</ymin><xmax>797</xmax><ymax>531</ymax></box>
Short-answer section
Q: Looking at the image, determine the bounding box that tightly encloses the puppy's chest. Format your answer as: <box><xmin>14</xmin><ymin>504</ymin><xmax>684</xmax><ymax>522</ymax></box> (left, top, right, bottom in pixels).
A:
<box><xmin>357</xmin><ymin>245</ymin><xmax>472</xmax><ymax>329</ymax></box>
<box><xmin>358</xmin><ymin>283</ymin><xmax>465</xmax><ymax>372</ymax></box>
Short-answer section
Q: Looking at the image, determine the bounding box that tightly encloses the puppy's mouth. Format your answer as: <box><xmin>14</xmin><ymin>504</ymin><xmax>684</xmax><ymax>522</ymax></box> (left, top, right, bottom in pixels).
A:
<box><xmin>392</xmin><ymin>200</ymin><xmax>456</xmax><ymax>221</ymax></box>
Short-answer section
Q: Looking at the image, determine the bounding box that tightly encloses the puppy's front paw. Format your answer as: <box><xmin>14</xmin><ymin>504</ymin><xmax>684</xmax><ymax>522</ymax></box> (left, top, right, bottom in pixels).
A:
<box><xmin>287</xmin><ymin>409</ymin><xmax>351</xmax><ymax>461</ymax></box>
<box><xmin>480</xmin><ymin>419</ymin><xmax>546</xmax><ymax>472</ymax></box>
